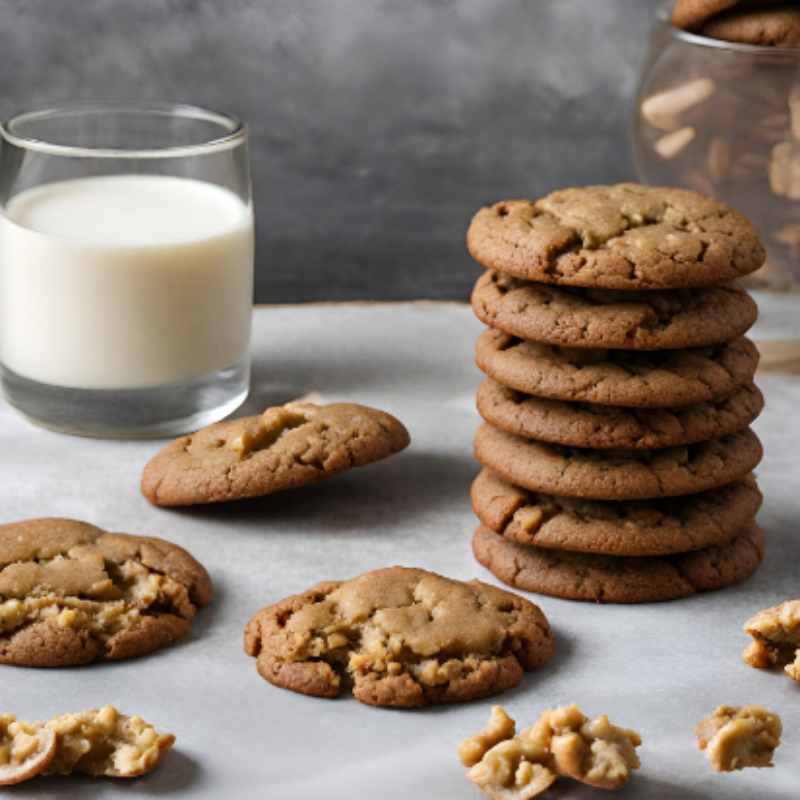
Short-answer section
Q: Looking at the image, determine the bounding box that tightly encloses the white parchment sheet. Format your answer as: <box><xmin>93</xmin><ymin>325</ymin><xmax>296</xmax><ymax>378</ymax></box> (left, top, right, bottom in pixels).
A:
<box><xmin>0</xmin><ymin>301</ymin><xmax>797</xmax><ymax>799</ymax></box>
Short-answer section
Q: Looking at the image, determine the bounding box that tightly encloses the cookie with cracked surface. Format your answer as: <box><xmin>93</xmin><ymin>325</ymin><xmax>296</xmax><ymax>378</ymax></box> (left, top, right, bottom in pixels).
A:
<box><xmin>476</xmin><ymin>329</ymin><xmax>759</xmax><ymax>408</ymax></box>
<box><xmin>476</xmin><ymin>379</ymin><xmax>764</xmax><ymax>449</ymax></box>
<box><xmin>474</xmin><ymin>423</ymin><xmax>762</xmax><ymax>501</ymax></box>
<box><xmin>467</xmin><ymin>185</ymin><xmax>764</xmax><ymax>290</ymax></box>
<box><xmin>141</xmin><ymin>401</ymin><xmax>410</xmax><ymax>506</ymax></box>
<box><xmin>473</xmin><ymin>520</ymin><xmax>765</xmax><ymax>603</ymax></box>
<box><xmin>0</xmin><ymin>715</ymin><xmax>56</xmax><ymax>785</ymax></box>
<box><xmin>472</xmin><ymin>270</ymin><xmax>757</xmax><ymax>350</ymax></box>
<box><xmin>0</xmin><ymin>518</ymin><xmax>213</xmax><ymax>667</ymax></box>
<box><xmin>472</xmin><ymin>468</ymin><xmax>762</xmax><ymax>556</ymax></box>
<box><xmin>671</xmin><ymin>0</ymin><xmax>782</xmax><ymax>31</ymax></box>
<box><xmin>701</xmin><ymin>5</ymin><xmax>800</xmax><ymax>45</ymax></box>
<box><xmin>244</xmin><ymin>566</ymin><xmax>555</xmax><ymax>708</ymax></box>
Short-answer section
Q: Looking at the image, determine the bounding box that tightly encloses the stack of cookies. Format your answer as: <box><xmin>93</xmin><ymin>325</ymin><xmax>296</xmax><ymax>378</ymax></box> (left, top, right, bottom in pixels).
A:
<box><xmin>466</xmin><ymin>183</ymin><xmax>768</xmax><ymax>603</ymax></box>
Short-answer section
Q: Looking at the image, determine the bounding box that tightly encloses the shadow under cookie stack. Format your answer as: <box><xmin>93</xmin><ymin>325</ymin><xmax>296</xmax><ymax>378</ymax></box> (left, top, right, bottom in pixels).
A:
<box><xmin>466</xmin><ymin>183</ymin><xmax>768</xmax><ymax>603</ymax></box>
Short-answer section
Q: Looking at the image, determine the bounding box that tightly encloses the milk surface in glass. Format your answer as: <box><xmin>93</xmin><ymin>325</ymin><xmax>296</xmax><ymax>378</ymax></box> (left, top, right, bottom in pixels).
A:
<box><xmin>0</xmin><ymin>174</ymin><xmax>254</xmax><ymax>389</ymax></box>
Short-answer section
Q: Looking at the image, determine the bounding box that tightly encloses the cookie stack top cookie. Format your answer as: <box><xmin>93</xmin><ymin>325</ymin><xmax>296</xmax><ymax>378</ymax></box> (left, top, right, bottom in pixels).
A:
<box><xmin>467</xmin><ymin>183</ymin><xmax>767</xmax><ymax>604</ymax></box>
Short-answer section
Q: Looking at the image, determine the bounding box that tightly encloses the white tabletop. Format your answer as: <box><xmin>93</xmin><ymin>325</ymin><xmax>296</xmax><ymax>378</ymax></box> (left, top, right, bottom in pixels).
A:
<box><xmin>1</xmin><ymin>300</ymin><xmax>798</xmax><ymax>799</ymax></box>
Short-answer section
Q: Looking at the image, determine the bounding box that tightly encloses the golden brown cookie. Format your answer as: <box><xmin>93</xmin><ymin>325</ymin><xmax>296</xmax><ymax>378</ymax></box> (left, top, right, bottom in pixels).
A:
<box><xmin>142</xmin><ymin>401</ymin><xmax>410</xmax><ymax>506</ymax></box>
<box><xmin>671</xmin><ymin>0</ymin><xmax>782</xmax><ymax>32</ymax></box>
<box><xmin>472</xmin><ymin>271</ymin><xmax>758</xmax><ymax>350</ymax></box>
<box><xmin>0</xmin><ymin>519</ymin><xmax>212</xmax><ymax>667</ymax></box>
<box><xmin>701</xmin><ymin>5</ymin><xmax>800</xmax><ymax>45</ymax></box>
<box><xmin>475</xmin><ymin>329</ymin><xmax>759</xmax><ymax>408</ymax></box>
<box><xmin>473</xmin><ymin>521</ymin><xmax>765</xmax><ymax>603</ymax></box>
<box><xmin>467</xmin><ymin>185</ymin><xmax>765</xmax><ymax>290</ymax></box>
<box><xmin>244</xmin><ymin>567</ymin><xmax>554</xmax><ymax>708</ymax></box>
<box><xmin>474</xmin><ymin>423</ymin><xmax>762</xmax><ymax>500</ymax></box>
<box><xmin>472</xmin><ymin>468</ymin><xmax>762</xmax><ymax>556</ymax></box>
<box><xmin>476</xmin><ymin>379</ymin><xmax>763</xmax><ymax>449</ymax></box>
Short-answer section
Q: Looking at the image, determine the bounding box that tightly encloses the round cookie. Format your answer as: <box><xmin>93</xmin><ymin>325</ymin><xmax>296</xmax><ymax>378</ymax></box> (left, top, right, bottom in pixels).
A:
<box><xmin>473</xmin><ymin>521</ymin><xmax>765</xmax><ymax>603</ymax></box>
<box><xmin>471</xmin><ymin>468</ymin><xmax>763</xmax><ymax>556</ymax></box>
<box><xmin>244</xmin><ymin>566</ymin><xmax>554</xmax><ymax>708</ymax></box>
<box><xmin>671</xmin><ymin>0</ymin><xmax>782</xmax><ymax>32</ymax></box>
<box><xmin>142</xmin><ymin>401</ymin><xmax>410</xmax><ymax>506</ymax></box>
<box><xmin>474</xmin><ymin>422</ymin><xmax>763</xmax><ymax>500</ymax></box>
<box><xmin>0</xmin><ymin>518</ymin><xmax>213</xmax><ymax>667</ymax></box>
<box><xmin>475</xmin><ymin>329</ymin><xmax>759</xmax><ymax>408</ymax></box>
<box><xmin>701</xmin><ymin>6</ymin><xmax>800</xmax><ymax>46</ymax></box>
<box><xmin>472</xmin><ymin>270</ymin><xmax>758</xmax><ymax>350</ymax></box>
<box><xmin>467</xmin><ymin>184</ymin><xmax>765</xmax><ymax>291</ymax></box>
<box><xmin>476</xmin><ymin>379</ymin><xmax>764</xmax><ymax>449</ymax></box>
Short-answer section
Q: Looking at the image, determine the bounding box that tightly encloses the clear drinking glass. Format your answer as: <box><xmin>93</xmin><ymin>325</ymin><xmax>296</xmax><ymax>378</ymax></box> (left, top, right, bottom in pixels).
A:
<box><xmin>632</xmin><ymin>6</ymin><xmax>800</xmax><ymax>369</ymax></box>
<box><xmin>0</xmin><ymin>102</ymin><xmax>254</xmax><ymax>437</ymax></box>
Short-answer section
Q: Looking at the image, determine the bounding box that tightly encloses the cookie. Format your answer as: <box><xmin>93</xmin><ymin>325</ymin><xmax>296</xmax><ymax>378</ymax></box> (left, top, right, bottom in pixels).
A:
<box><xmin>0</xmin><ymin>518</ymin><xmax>213</xmax><ymax>667</ymax></box>
<box><xmin>0</xmin><ymin>716</ymin><xmax>56</xmax><ymax>786</ymax></box>
<box><xmin>467</xmin><ymin>185</ymin><xmax>765</xmax><ymax>290</ymax></box>
<box><xmin>695</xmin><ymin>705</ymin><xmax>781</xmax><ymax>772</ymax></box>
<box><xmin>671</xmin><ymin>0</ymin><xmax>782</xmax><ymax>32</ymax></box>
<box><xmin>142</xmin><ymin>401</ymin><xmax>410</xmax><ymax>506</ymax></box>
<box><xmin>472</xmin><ymin>521</ymin><xmax>765</xmax><ymax>603</ymax></box>
<box><xmin>475</xmin><ymin>329</ymin><xmax>759</xmax><ymax>408</ymax></box>
<box><xmin>701</xmin><ymin>5</ymin><xmax>800</xmax><ymax>45</ymax></box>
<box><xmin>244</xmin><ymin>566</ymin><xmax>555</xmax><ymax>708</ymax></box>
<box><xmin>472</xmin><ymin>271</ymin><xmax>758</xmax><ymax>350</ymax></box>
<box><xmin>472</xmin><ymin>468</ymin><xmax>763</xmax><ymax>556</ymax></box>
<box><xmin>476</xmin><ymin>379</ymin><xmax>764</xmax><ymax>449</ymax></box>
<box><xmin>474</xmin><ymin>423</ymin><xmax>762</xmax><ymax>500</ymax></box>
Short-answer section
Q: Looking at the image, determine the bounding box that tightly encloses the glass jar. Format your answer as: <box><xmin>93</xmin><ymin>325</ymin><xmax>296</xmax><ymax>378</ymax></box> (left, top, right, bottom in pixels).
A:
<box><xmin>632</xmin><ymin>6</ymin><xmax>800</xmax><ymax>370</ymax></box>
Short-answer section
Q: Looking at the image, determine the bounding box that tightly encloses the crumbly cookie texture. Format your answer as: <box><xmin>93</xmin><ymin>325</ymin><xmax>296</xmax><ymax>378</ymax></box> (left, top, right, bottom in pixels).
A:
<box><xmin>0</xmin><ymin>715</ymin><xmax>56</xmax><ymax>786</ymax></box>
<box><xmin>467</xmin><ymin>184</ymin><xmax>764</xmax><ymax>290</ymax></box>
<box><xmin>0</xmin><ymin>518</ymin><xmax>212</xmax><ymax>667</ymax></box>
<box><xmin>461</xmin><ymin>703</ymin><xmax>641</xmax><ymax>799</ymax></box>
<box><xmin>477</xmin><ymin>379</ymin><xmax>763</xmax><ymax>450</ymax></box>
<box><xmin>472</xmin><ymin>271</ymin><xmax>757</xmax><ymax>351</ymax></box>
<box><xmin>473</xmin><ymin>521</ymin><xmax>765</xmax><ymax>603</ymax></box>
<box><xmin>743</xmin><ymin>600</ymin><xmax>800</xmax><ymax>681</ymax></box>
<box><xmin>244</xmin><ymin>567</ymin><xmax>555</xmax><ymax>708</ymax></box>
<box><xmin>474</xmin><ymin>423</ymin><xmax>762</xmax><ymax>501</ymax></box>
<box><xmin>695</xmin><ymin>705</ymin><xmax>781</xmax><ymax>772</ymax></box>
<box><xmin>42</xmin><ymin>706</ymin><xmax>174</xmax><ymax>777</ymax></box>
<box><xmin>142</xmin><ymin>401</ymin><xmax>410</xmax><ymax>506</ymax></box>
<box><xmin>472</xmin><ymin>469</ymin><xmax>762</xmax><ymax>557</ymax></box>
<box><xmin>475</xmin><ymin>329</ymin><xmax>759</xmax><ymax>409</ymax></box>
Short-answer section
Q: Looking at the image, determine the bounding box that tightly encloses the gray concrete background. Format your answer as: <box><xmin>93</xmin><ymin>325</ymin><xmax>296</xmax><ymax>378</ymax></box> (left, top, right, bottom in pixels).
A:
<box><xmin>0</xmin><ymin>0</ymin><xmax>662</xmax><ymax>302</ymax></box>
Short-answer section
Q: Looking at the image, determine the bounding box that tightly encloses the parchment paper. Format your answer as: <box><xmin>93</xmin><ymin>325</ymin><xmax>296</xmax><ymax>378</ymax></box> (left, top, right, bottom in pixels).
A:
<box><xmin>0</xmin><ymin>300</ymin><xmax>797</xmax><ymax>799</ymax></box>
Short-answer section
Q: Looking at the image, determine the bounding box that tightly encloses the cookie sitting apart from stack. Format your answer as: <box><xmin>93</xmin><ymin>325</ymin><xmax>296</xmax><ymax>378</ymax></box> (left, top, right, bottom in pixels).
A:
<box><xmin>466</xmin><ymin>183</ymin><xmax>767</xmax><ymax>603</ymax></box>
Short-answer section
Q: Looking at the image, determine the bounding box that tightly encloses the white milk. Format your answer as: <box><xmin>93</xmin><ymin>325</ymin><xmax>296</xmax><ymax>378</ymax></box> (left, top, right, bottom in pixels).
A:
<box><xmin>0</xmin><ymin>174</ymin><xmax>253</xmax><ymax>389</ymax></box>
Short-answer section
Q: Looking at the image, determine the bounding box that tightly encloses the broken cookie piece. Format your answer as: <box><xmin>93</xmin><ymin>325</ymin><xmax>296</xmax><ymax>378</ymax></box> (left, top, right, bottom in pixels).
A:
<box><xmin>695</xmin><ymin>704</ymin><xmax>782</xmax><ymax>772</ymax></box>
<box><xmin>0</xmin><ymin>518</ymin><xmax>212</xmax><ymax>667</ymax></box>
<box><xmin>245</xmin><ymin>567</ymin><xmax>554</xmax><ymax>708</ymax></box>
<box><xmin>141</xmin><ymin>401</ymin><xmax>411</xmax><ymax>506</ymax></box>
<box><xmin>459</xmin><ymin>703</ymin><xmax>641</xmax><ymax>798</ymax></box>
<box><xmin>0</xmin><ymin>715</ymin><xmax>56</xmax><ymax>785</ymax></box>
<box><xmin>743</xmin><ymin>600</ymin><xmax>800</xmax><ymax>681</ymax></box>
<box><xmin>43</xmin><ymin>706</ymin><xmax>174</xmax><ymax>777</ymax></box>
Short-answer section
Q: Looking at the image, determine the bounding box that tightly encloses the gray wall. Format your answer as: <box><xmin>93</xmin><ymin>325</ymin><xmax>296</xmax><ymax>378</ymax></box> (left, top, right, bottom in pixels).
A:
<box><xmin>0</xmin><ymin>0</ymin><xmax>662</xmax><ymax>303</ymax></box>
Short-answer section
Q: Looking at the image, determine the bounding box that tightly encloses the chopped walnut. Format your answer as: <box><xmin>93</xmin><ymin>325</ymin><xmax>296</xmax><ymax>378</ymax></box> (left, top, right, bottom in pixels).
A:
<box><xmin>457</xmin><ymin>706</ymin><xmax>516</xmax><ymax>767</ymax></box>
<box><xmin>743</xmin><ymin>600</ymin><xmax>800</xmax><ymax>682</ymax></box>
<box><xmin>227</xmin><ymin>406</ymin><xmax>308</xmax><ymax>458</ymax></box>
<box><xmin>459</xmin><ymin>704</ymin><xmax>641</xmax><ymax>798</ymax></box>
<box><xmin>695</xmin><ymin>705</ymin><xmax>782</xmax><ymax>772</ymax></box>
<box><xmin>0</xmin><ymin>715</ymin><xmax>56</xmax><ymax>785</ymax></box>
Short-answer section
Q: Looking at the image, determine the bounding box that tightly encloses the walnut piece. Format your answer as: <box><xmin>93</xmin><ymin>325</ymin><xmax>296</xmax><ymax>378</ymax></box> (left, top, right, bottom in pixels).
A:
<box><xmin>0</xmin><ymin>715</ymin><xmax>56</xmax><ymax>786</ymax></box>
<box><xmin>743</xmin><ymin>599</ymin><xmax>800</xmax><ymax>682</ymax></box>
<box><xmin>227</xmin><ymin>405</ymin><xmax>309</xmax><ymax>458</ymax></box>
<box><xmin>695</xmin><ymin>705</ymin><xmax>782</xmax><ymax>772</ymax></box>
<box><xmin>460</xmin><ymin>704</ymin><xmax>641</xmax><ymax>799</ymax></box>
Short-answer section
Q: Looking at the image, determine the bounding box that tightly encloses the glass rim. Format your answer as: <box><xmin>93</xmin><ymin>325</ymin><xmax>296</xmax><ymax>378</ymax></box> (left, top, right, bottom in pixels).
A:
<box><xmin>0</xmin><ymin>101</ymin><xmax>247</xmax><ymax>159</ymax></box>
<box><xmin>657</xmin><ymin>2</ymin><xmax>800</xmax><ymax>54</ymax></box>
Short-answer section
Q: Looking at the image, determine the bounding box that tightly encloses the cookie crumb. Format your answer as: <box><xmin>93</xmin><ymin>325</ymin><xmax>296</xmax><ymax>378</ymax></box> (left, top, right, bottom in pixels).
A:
<box><xmin>695</xmin><ymin>704</ymin><xmax>781</xmax><ymax>772</ymax></box>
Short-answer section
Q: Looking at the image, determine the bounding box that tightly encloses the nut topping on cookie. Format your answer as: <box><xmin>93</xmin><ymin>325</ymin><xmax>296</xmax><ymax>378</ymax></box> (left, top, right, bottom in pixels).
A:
<box><xmin>0</xmin><ymin>519</ymin><xmax>212</xmax><ymax>667</ymax></box>
<box><xmin>0</xmin><ymin>715</ymin><xmax>56</xmax><ymax>785</ymax></box>
<box><xmin>743</xmin><ymin>600</ymin><xmax>800</xmax><ymax>681</ymax></box>
<box><xmin>244</xmin><ymin>567</ymin><xmax>554</xmax><ymax>708</ymax></box>
<box><xmin>142</xmin><ymin>401</ymin><xmax>410</xmax><ymax>506</ymax></box>
<box><xmin>695</xmin><ymin>704</ymin><xmax>781</xmax><ymax>772</ymax></box>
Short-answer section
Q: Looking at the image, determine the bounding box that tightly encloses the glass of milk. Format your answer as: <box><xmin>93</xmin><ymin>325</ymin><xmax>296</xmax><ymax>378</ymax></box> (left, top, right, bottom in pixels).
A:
<box><xmin>0</xmin><ymin>102</ymin><xmax>254</xmax><ymax>437</ymax></box>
